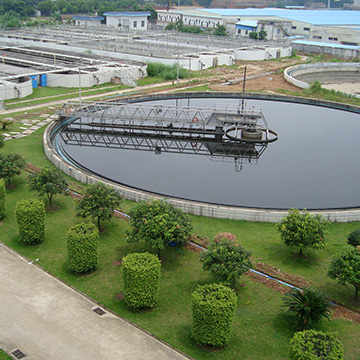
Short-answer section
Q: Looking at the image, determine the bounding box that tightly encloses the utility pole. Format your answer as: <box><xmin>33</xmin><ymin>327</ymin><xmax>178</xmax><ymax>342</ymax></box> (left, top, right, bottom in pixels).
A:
<box><xmin>79</xmin><ymin>64</ymin><xmax>82</xmax><ymax>102</ymax></box>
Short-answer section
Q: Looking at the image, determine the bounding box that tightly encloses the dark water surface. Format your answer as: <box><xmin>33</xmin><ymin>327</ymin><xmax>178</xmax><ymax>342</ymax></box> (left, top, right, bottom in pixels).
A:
<box><xmin>57</xmin><ymin>97</ymin><xmax>360</xmax><ymax>209</ymax></box>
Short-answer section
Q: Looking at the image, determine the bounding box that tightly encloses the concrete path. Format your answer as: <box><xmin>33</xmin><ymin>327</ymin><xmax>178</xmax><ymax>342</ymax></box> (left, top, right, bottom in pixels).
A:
<box><xmin>0</xmin><ymin>243</ymin><xmax>191</xmax><ymax>360</ymax></box>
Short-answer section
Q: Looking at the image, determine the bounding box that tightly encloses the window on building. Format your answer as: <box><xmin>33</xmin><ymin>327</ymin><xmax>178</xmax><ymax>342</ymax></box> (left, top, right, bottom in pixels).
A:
<box><xmin>303</xmin><ymin>27</ymin><xmax>310</xmax><ymax>31</ymax></box>
<box><xmin>141</xmin><ymin>20</ymin><xmax>145</xmax><ymax>27</ymax></box>
<box><xmin>292</xmin><ymin>26</ymin><xmax>296</xmax><ymax>29</ymax></box>
<box><xmin>313</xmin><ymin>35</ymin><xmax>322</xmax><ymax>40</ymax></box>
<box><xmin>328</xmin><ymin>37</ymin><xmax>338</xmax><ymax>41</ymax></box>
<box><xmin>133</xmin><ymin>21</ymin><xmax>137</xmax><ymax>28</ymax></box>
<box><xmin>277</xmin><ymin>29</ymin><xmax>280</xmax><ymax>34</ymax></box>
<box><xmin>238</xmin><ymin>29</ymin><xmax>241</xmax><ymax>34</ymax></box>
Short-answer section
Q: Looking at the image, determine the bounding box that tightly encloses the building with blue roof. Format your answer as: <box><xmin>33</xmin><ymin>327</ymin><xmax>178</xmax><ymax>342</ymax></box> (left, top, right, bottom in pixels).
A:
<box><xmin>104</xmin><ymin>12</ymin><xmax>151</xmax><ymax>31</ymax></box>
<box><xmin>72</xmin><ymin>15</ymin><xmax>104</xmax><ymax>27</ymax></box>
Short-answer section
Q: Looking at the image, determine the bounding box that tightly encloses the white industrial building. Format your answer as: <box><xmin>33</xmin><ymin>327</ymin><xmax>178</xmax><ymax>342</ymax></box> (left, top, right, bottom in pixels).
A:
<box><xmin>158</xmin><ymin>8</ymin><xmax>360</xmax><ymax>46</ymax></box>
<box><xmin>104</xmin><ymin>12</ymin><xmax>150</xmax><ymax>31</ymax></box>
<box><xmin>72</xmin><ymin>15</ymin><xmax>104</xmax><ymax>27</ymax></box>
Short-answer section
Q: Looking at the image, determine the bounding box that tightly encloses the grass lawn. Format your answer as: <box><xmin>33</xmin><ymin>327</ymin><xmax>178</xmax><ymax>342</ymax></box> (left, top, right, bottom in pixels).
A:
<box><xmin>1</xmin><ymin>127</ymin><xmax>360</xmax><ymax>359</ymax></box>
<box><xmin>0</xmin><ymin>350</ymin><xmax>12</xmax><ymax>360</ymax></box>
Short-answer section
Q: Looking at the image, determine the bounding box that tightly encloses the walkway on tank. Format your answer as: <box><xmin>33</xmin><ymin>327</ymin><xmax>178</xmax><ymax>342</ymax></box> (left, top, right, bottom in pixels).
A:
<box><xmin>0</xmin><ymin>242</ymin><xmax>191</xmax><ymax>360</ymax></box>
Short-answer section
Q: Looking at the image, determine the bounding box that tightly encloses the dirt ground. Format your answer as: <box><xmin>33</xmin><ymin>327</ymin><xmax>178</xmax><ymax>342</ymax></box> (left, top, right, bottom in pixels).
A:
<box><xmin>197</xmin><ymin>57</ymin><xmax>359</xmax><ymax>95</ymax></box>
<box><xmin>202</xmin><ymin>58</ymin><xmax>302</xmax><ymax>93</ymax></box>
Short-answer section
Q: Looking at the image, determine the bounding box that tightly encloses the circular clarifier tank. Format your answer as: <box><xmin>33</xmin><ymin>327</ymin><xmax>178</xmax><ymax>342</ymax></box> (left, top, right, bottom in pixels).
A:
<box><xmin>52</xmin><ymin>93</ymin><xmax>360</xmax><ymax>210</ymax></box>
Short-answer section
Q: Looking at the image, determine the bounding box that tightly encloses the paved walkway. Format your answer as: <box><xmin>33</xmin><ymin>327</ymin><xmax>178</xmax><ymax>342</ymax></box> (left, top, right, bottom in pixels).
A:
<box><xmin>0</xmin><ymin>243</ymin><xmax>191</xmax><ymax>360</ymax></box>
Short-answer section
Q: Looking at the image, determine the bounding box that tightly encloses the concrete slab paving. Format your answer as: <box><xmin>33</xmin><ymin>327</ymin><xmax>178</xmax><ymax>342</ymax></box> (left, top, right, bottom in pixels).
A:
<box><xmin>0</xmin><ymin>243</ymin><xmax>192</xmax><ymax>360</ymax></box>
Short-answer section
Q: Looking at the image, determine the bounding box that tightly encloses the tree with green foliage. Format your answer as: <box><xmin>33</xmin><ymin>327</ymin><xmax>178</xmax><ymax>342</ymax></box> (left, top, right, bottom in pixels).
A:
<box><xmin>127</xmin><ymin>199</ymin><xmax>192</xmax><ymax>257</ymax></box>
<box><xmin>67</xmin><ymin>222</ymin><xmax>99</xmax><ymax>274</ymax></box>
<box><xmin>201</xmin><ymin>237</ymin><xmax>252</xmax><ymax>287</ymax></box>
<box><xmin>258</xmin><ymin>29</ymin><xmax>267</xmax><ymax>40</ymax></box>
<box><xmin>249</xmin><ymin>31</ymin><xmax>258</xmax><ymax>39</ymax></box>
<box><xmin>0</xmin><ymin>117</ymin><xmax>13</xmax><ymax>130</ymax></box>
<box><xmin>290</xmin><ymin>330</ymin><xmax>344</xmax><ymax>360</ymax></box>
<box><xmin>0</xmin><ymin>134</ymin><xmax>4</xmax><ymax>149</ymax></box>
<box><xmin>282</xmin><ymin>287</ymin><xmax>332</xmax><ymax>330</ymax></box>
<box><xmin>347</xmin><ymin>228</ymin><xmax>360</xmax><ymax>247</ymax></box>
<box><xmin>76</xmin><ymin>182</ymin><xmax>122</xmax><ymax>229</ymax></box>
<box><xmin>27</xmin><ymin>167</ymin><xmax>68</xmax><ymax>207</ymax></box>
<box><xmin>0</xmin><ymin>153</ymin><xmax>26</xmax><ymax>187</ymax></box>
<box><xmin>0</xmin><ymin>178</ymin><xmax>5</xmax><ymax>219</ymax></box>
<box><xmin>122</xmin><ymin>252</ymin><xmax>161</xmax><ymax>309</ymax></box>
<box><xmin>192</xmin><ymin>283</ymin><xmax>237</xmax><ymax>347</ymax></box>
<box><xmin>16</xmin><ymin>199</ymin><xmax>45</xmax><ymax>244</ymax></box>
<box><xmin>328</xmin><ymin>246</ymin><xmax>360</xmax><ymax>300</ymax></box>
<box><xmin>276</xmin><ymin>208</ymin><xmax>329</xmax><ymax>256</ymax></box>
<box><xmin>213</xmin><ymin>24</ymin><xmax>227</xmax><ymax>36</ymax></box>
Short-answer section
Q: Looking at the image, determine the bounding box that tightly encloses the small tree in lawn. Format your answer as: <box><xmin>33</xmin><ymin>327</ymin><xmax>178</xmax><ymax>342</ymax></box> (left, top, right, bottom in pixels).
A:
<box><xmin>200</xmin><ymin>237</ymin><xmax>252</xmax><ymax>287</ymax></box>
<box><xmin>27</xmin><ymin>167</ymin><xmax>68</xmax><ymax>207</ymax></box>
<box><xmin>0</xmin><ymin>117</ymin><xmax>14</xmax><ymax>130</ymax></box>
<box><xmin>76</xmin><ymin>182</ymin><xmax>122</xmax><ymax>230</ymax></box>
<box><xmin>0</xmin><ymin>153</ymin><xmax>26</xmax><ymax>187</ymax></box>
<box><xmin>328</xmin><ymin>246</ymin><xmax>360</xmax><ymax>301</ymax></box>
<box><xmin>127</xmin><ymin>199</ymin><xmax>192</xmax><ymax>258</ymax></box>
<box><xmin>282</xmin><ymin>287</ymin><xmax>332</xmax><ymax>330</ymax></box>
<box><xmin>276</xmin><ymin>208</ymin><xmax>329</xmax><ymax>256</ymax></box>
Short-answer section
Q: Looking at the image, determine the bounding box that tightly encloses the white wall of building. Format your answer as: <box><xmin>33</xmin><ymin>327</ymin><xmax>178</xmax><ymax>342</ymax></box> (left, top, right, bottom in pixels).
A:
<box><xmin>105</xmin><ymin>14</ymin><xmax>149</xmax><ymax>31</ymax></box>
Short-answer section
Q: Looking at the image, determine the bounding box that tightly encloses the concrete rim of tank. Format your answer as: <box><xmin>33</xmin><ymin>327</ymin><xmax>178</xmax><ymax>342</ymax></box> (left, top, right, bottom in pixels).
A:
<box><xmin>284</xmin><ymin>62</ymin><xmax>360</xmax><ymax>98</ymax></box>
<box><xmin>44</xmin><ymin>92</ymin><xmax>360</xmax><ymax>223</ymax></box>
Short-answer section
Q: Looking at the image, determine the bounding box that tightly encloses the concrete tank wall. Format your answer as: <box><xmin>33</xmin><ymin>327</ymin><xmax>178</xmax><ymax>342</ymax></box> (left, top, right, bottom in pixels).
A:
<box><xmin>0</xmin><ymin>78</ymin><xmax>33</xmax><ymax>100</ymax></box>
<box><xmin>44</xmin><ymin>92</ymin><xmax>360</xmax><ymax>223</ymax></box>
<box><xmin>285</xmin><ymin>62</ymin><xmax>360</xmax><ymax>90</ymax></box>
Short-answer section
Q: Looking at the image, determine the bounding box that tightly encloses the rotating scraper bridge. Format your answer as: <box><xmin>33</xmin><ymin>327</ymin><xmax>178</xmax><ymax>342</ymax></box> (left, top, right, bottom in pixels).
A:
<box><xmin>58</xmin><ymin>100</ymin><xmax>278</xmax><ymax>171</ymax></box>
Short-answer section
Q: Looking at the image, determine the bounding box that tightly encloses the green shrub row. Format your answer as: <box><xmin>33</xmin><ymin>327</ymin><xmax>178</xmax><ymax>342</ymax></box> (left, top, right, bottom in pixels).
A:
<box><xmin>0</xmin><ymin>178</ymin><xmax>5</xmax><ymax>219</ymax></box>
<box><xmin>290</xmin><ymin>329</ymin><xmax>344</xmax><ymax>360</ymax></box>
<box><xmin>147</xmin><ymin>62</ymin><xmax>188</xmax><ymax>81</ymax></box>
<box><xmin>15</xmin><ymin>198</ymin><xmax>45</xmax><ymax>244</ymax></box>
<box><xmin>67</xmin><ymin>222</ymin><xmax>99</xmax><ymax>274</ymax></box>
<box><xmin>122</xmin><ymin>252</ymin><xmax>161</xmax><ymax>309</ymax></box>
<box><xmin>191</xmin><ymin>283</ymin><xmax>237</xmax><ymax>347</ymax></box>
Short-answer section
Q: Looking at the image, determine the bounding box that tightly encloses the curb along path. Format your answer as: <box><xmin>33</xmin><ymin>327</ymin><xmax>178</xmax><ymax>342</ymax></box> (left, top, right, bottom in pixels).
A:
<box><xmin>0</xmin><ymin>243</ymin><xmax>192</xmax><ymax>360</ymax></box>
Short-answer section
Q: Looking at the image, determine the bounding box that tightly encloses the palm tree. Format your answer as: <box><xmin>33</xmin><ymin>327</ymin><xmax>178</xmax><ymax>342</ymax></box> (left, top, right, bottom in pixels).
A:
<box><xmin>347</xmin><ymin>229</ymin><xmax>360</xmax><ymax>247</ymax></box>
<box><xmin>282</xmin><ymin>287</ymin><xmax>332</xmax><ymax>329</ymax></box>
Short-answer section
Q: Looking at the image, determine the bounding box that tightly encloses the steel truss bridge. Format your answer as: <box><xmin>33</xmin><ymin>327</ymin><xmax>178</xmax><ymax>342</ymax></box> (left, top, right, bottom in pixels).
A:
<box><xmin>58</xmin><ymin>100</ymin><xmax>278</xmax><ymax>171</ymax></box>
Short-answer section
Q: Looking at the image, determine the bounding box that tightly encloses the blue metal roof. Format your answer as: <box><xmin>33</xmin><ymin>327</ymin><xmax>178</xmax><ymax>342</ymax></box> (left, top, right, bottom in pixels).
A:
<box><xmin>73</xmin><ymin>16</ymin><xmax>103</xmax><ymax>20</ymax></box>
<box><xmin>103</xmin><ymin>12</ymin><xmax>150</xmax><ymax>17</ymax></box>
<box><xmin>201</xmin><ymin>8</ymin><xmax>360</xmax><ymax>26</ymax></box>
<box><xmin>292</xmin><ymin>39</ymin><xmax>360</xmax><ymax>49</ymax></box>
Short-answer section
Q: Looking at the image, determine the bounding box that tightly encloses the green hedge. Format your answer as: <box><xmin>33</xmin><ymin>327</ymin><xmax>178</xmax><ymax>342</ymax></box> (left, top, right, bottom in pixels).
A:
<box><xmin>122</xmin><ymin>252</ymin><xmax>161</xmax><ymax>309</ymax></box>
<box><xmin>192</xmin><ymin>283</ymin><xmax>237</xmax><ymax>347</ymax></box>
<box><xmin>290</xmin><ymin>330</ymin><xmax>344</xmax><ymax>360</ymax></box>
<box><xmin>15</xmin><ymin>199</ymin><xmax>45</xmax><ymax>244</ymax></box>
<box><xmin>0</xmin><ymin>178</ymin><xmax>5</xmax><ymax>219</ymax></box>
<box><xmin>67</xmin><ymin>223</ymin><xmax>99</xmax><ymax>274</ymax></box>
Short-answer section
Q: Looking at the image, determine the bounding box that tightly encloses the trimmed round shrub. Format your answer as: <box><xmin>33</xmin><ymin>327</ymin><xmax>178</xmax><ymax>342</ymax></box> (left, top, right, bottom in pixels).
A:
<box><xmin>0</xmin><ymin>178</ymin><xmax>5</xmax><ymax>219</ymax></box>
<box><xmin>192</xmin><ymin>283</ymin><xmax>237</xmax><ymax>347</ymax></box>
<box><xmin>290</xmin><ymin>330</ymin><xmax>344</xmax><ymax>360</ymax></box>
<box><xmin>122</xmin><ymin>252</ymin><xmax>161</xmax><ymax>309</ymax></box>
<box><xmin>347</xmin><ymin>229</ymin><xmax>360</xmax><ymax>247</ymax></box>
<box><xmin>15</xmin><ymin>199</ymin><xmax>45</xmax><ymax>244</ymax></box>
<box><xmin>67</xmin><ymin>223</ymin><xmax>99</xmax><ymax>274</ymax></box>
